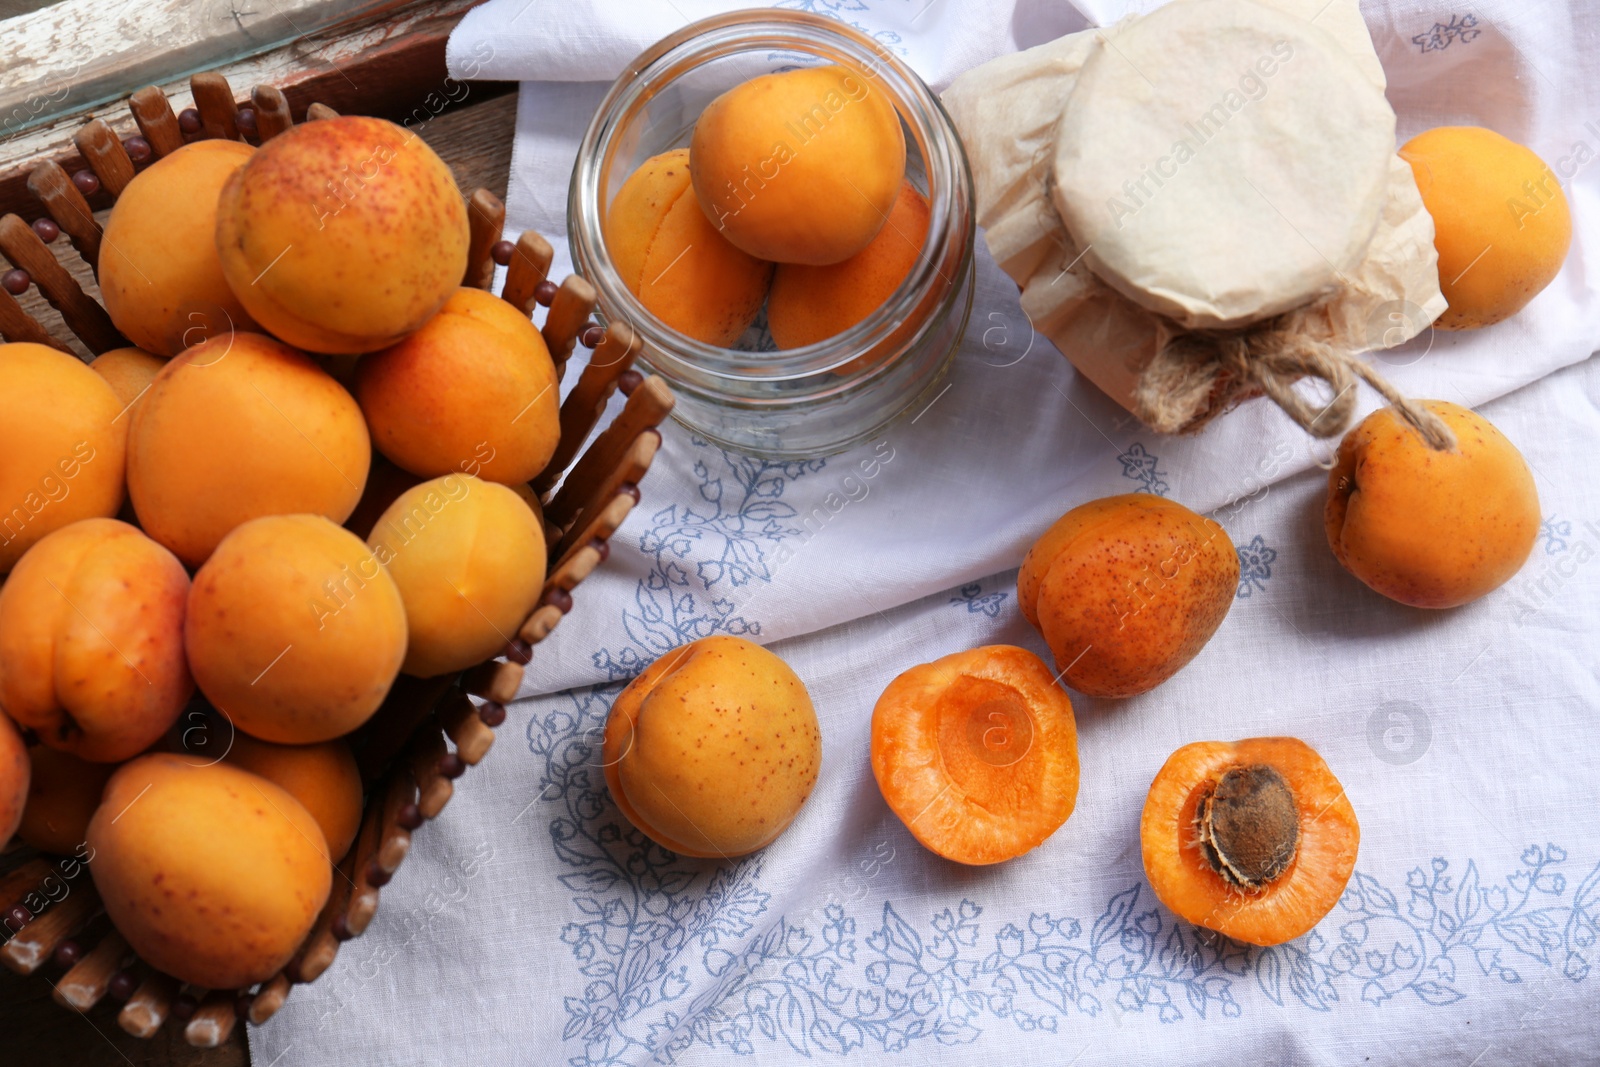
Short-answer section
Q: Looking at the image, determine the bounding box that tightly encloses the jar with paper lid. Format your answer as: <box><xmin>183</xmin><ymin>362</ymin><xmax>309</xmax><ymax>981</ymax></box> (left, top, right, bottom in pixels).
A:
<box><xmin>569</xmin><ymin>10</ymin><xmax>976</xmax><ymax>460</ymax></box>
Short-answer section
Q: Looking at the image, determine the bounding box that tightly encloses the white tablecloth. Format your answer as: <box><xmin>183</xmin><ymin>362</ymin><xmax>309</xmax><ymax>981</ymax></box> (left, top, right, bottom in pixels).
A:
<box><xmin>252</xmin><ymin>2</ymin><xmax>1600</xmax><ymax>1064</ymax></box>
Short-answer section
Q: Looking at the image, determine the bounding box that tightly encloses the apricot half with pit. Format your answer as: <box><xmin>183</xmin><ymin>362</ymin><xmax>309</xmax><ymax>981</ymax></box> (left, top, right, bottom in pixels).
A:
<box><xmin>1142</xmin><ymin>736</ymin><xmax>1359</xmax><ymax>947</ymax></box>
<box><xmin>1019</xmin><ymin>494</ymin><xmax>1238</xmax><ymax>698</ymax></box>
<box><xmin>602</xmin><ymin>636</ymin><xmax>820</xmax><ymax>858</ymax></box>
<box><xmin>872</xmin><ymin>645</ymin><xmax>1078</xmax><ymax>866</ymax></box>
<box><xmin>1326</xmin><ymin>400</ymin><xmax>1538</xmax><ymax>608</ymax></box>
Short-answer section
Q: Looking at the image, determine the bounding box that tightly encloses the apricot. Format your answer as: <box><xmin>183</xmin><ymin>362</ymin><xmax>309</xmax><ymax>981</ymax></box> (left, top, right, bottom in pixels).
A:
<box><xmin>769</xmin><ymin>180</ymin><xmax>929</xmax><ymax>349</ymax></box>
<box><xmin>355</xmin><ymin>288</ymin><xmax>559</xmax><ymax>484</ymax></box>
<box><xmin>128</xmin><ymin>331</ymin><xmax>371</xmax><ymax>566</ymax></box>
<box><xmin>87</xmin><ymin>753</ymin><xmax>330</xmax><ymax>989</ymax></box>
<box><xmin>222</xmin><ymin>732</ymin><xmax>363</xmax><ymax>860</ymax></box>
<box><xmin>216</xmin><ymin>115</ymin><xmax>469</xmax><ymax>354</ymax></box>
<box><xmin>602</xmin><ymin>636</ymin><xmax>820</xmax><ymax>857</ymax></box>
<box><xmin>0</xmin><ymin>713</ymin><xmax>25</xmax><ymax>847</ymax></box>
<box><xmin>1326</xmin><ymin>400</ymin><xmax>1538</xmax><ymax>608</ymax></box>
<box><xmin>0</xmin><ymin>519</ymin><xmax>192</xmax><ymax>762</ymax></box>
<box><xmin>691</xmin><ymin>65</ymin><xmax>906</xmax><ymax>265</ymax></box>
<box><xmin>368</xmin><ymin>474</ymin><xmax>545</xmax><ymax>678</ymax></box>
<box><xmin>872</xmin><ymin>645</ymin><xmax>1078</xmax><ymax>865</ymax></box>
<box><xmin>605</xmin><ymin>149</ymin><xmax>772</xmax><ymax>345</ymax></box>
<box><xmin>1018</xmin><ymin>494</ymin><xmax>1237</xmax><ymax>698</ymax></box>
<box><xmin>1142</xmin><ymin>737</ymin><xmax>1359</xmax><ymax>947</ymax></box>
<box><xmin>90</xmin><ymin>347</ymin><xmax>166</xmax><ymax>414</ymax></box>
<box><xmin>0</xmin><ymin>343</ymin><xmax>127</xmax><ymax>574</ymax></box>
<box><xmin>100</xmin><ymin>140</ymin><xmax>257</xmax><ymax>356</ymax></box>
<box><xmin>187</xmin><ymin>514</ymin><xmax>407</xmax><ymax>744</ymax></box>
<box><xmin>16</xmin><ymin>746</ymin><xmax>115</xmax><ymax>855</ymax></box>
<box><xmin>1401</xmin><ymin>126</ymin><xmax>1571</xmax><ymax>330</ymax></box>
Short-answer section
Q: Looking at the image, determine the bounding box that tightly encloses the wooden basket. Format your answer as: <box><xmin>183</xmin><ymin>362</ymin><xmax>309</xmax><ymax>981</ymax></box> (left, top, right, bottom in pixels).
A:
<box><xmin>0</xmin><ymin>73</ymin><xmax>672</xmax><ymax>1046</ymax></box>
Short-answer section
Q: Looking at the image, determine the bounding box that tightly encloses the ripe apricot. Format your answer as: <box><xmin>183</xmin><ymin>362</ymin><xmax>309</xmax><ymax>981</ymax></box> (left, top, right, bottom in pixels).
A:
<box><xmin>128</xmin><ymin>331</ymin><xmax>371</xmax><ymax>566</ymax></box>
<box><xmin>16</xmin><ymin>746</ymin><xmax>115</xmax><ymax>855</ymax></box>
<box><xmin>99</xmin><ymin>140</ymin><xmax>257</xmax><ymax>355</ymax></box>
<box><xmin>1018</xmin><ymin>494</ymin><xmax>1237</xmax><ymax>698</ymax></box>
<box><xmin>216</xmin><ymin>116</ymin><xmax>469</xmax><ymax>354</ymax></box>
<box><xmin>186</xmin><ymin>514</ymin><xmax>407</xmax><ymax>744</ymax></box>
<box><xmin>222</xmin><ymin>732</ymin><xmax>363</xmax><ymax>860</ymax></box>
<box><xmin>691</xmin><ymin>65</ymin><xmax>906</xmax><ymax>265</ymax></box>
<box><xmin>368</xmin><ymin>474</ymin><xmax>546</xmax><ymax>678</ymax></box>
<box><xmin>0</xmin><ymin>518</ymin><xmax>192</xmax><ymax>763</ymax></box>
<box><xmin>87</xmin><ymin>753</ymin><xmax>331</xmax><ymax>989</ymax></box>
<box><xmin>355</xmin><ymin>288</ymin><xmax>559</xmax><ymax>484</ymax></box>
<box><xmin>602</xmin><ymin>636</ymin><xmax>820</xmax><ymax>857</ymax></box>
<box><xmin>90</xmin><ymin>347</ymin><xmax>166</xmax><ymax>413</ymax></box>
<box><xmin>0</xmin><ymin>342</ymin><xmax>127</xmax><ymax>574</ymax></box>
<box><xmin>0</xmin><ymin>713</ymin><xmax>25</xmax><ymax>847</ymax></box>
<box><xmin>1326</xmin><ymin>400</ymin><xmax>1538</xmax><ymax>608</ymax></box>
<box><xmin>1401</xmin><ymin>127</ymin><xmax>1571</xmax><ymax>331</ymax></box>
<box><xmin>769</xmin><ymin>180</ymin><xmax>929</xmax><ymax>349</ymax></box>
<box><xmin>871</xmin><ymin>645</ymin><xmax>1078</xmax><ymax>866</ymax></box>
<box><xmin>605</xmin><ymin>149</ymin><xmax>773</xmax><ymax>346</ymax></box>
<box><xmin>1142</xmin><ymin>737</ymin><xmax>1358</xmax><ymax>947</ymax></box>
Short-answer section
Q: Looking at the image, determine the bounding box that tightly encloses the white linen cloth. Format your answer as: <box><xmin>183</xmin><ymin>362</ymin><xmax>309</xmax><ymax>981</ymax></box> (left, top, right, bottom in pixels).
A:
<box><xmin>252</xmin><ymin>2</ymin><xmax>1600</xmax><ymax>1064</ymax></box>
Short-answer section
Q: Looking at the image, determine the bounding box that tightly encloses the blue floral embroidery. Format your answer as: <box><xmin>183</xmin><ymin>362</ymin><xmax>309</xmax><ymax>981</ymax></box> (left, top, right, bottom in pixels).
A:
<box><xmin>1413</xmin><ymin>14</ymin><xmax>1481</xmax><ymax>53</ymax></box>
<box><xmin>532</xmin><ymin>690</ymin><xmax>1600</xmax><ymax>1065</ymax></box>
<box><xmin>1235</xmin><ymin>535</ymin><xmax>1277</xmax><ymax>598</ymax></box>
<box><xmin>1117</xmin><ymin>443</ymin><xmax>1170</xmax><ymax>496</ymax></box>
<box><xmin>1539</xmin><ymin>517</ymin><xmax>1572</xmax><ymax>555</ymax></box>
<box><xmin>773</xmin><ymin>0</ymin><xmax>908</xmax><ymax>55</ymax></box>
<box><xmin>950</xmin><ymin>582</ymin><xmax>1008</xmax><ymax>619</ymax></box>
<box><xmin>592</xmin><ymin>439</ymin><xmax>825</xmax><ymax>682</ymax></box>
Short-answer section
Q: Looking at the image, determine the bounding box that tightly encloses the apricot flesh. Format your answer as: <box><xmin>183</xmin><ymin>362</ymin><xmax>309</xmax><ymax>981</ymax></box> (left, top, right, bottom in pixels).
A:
<box><xmin>355</xmin><ymin>288</ymin><xmax>559</xmax><ymax>484</ymax></box>
<box><xmin>602</xmin><ymin>636</ymin><xmax>820</xmax><ymax>857</ymax></box>
<box><xmin>90</xmin><ymin>347</ymin><xmax>166</xmax><ymax>413</ymax></box>
<box><xmin>0</xmin><ymin>342</ymin><xmax>127</xmax><ymax>574</ymax></box>
<box><xmin>128</xmin><ymin>331</ymin><xmax>371</xmax><ymax>566</ymax></box>
<box><xmin>872</xmin><ymin>645</ymin><xmax>1078</xmax><ymax>866</ymax></box>
<box><xmin>368</xmin><ymin>474</ymin><xmax>546</xmax><ymax>678</ymax></box>
<box><xmin>0</xmin><ymin>713</ymin><xmax>25</xmax><ymax>848</ymax></box>
<box><xmin>605</xmin><ymin>149</ymin><xmax>773</xmax><ymax>346</ymax></box>
<box><xmin>1018</xmin><ymin>494</ymin><xmax>1237</xmax><ymax>698</ymax></box>
<box><xmin>100</xmin><ymin>139</ymin><xmax>257</xmax><ymax>355</ymax></box>
<box><xmin>16</xmin><ymin>745</ymin><xmax>115</xmax><ymax>855</ymax></box>
<box><xmin>1326</xmin><ymin>400</ymin><xmax>1538</xmax><ymax>608</ymax></box>
<box><xmin>186</xmin><ymin>514</ymin><xmax>407</xmax><ymax>744</ymax></box>
<box><xmin>0</xmin><ymin>518</ymin><xmax>193</xmax><ymax>763</ymax></box>
<box><xmin>87</xmin><ymin>753</ymin><xmax>330</xmax><ymax>989</ymax></box>
<box><xmin>1401</xmin><ymin>126</ymin><xmax>1571</xmax><ymax>330</ymax></box>
<box><xmin>692</xmin><ymin>65</ymin><xmax>906</xmax><ymax>266</ymax></box>
<box><xmin>222</xmin><ymin>732</ymin><xmax>363</xmax><ymax>860</ymax></box>
<box><xmin>216</xmin><ymin>115</ymin><xmax>469</xmax><ymax>354</ymax></box>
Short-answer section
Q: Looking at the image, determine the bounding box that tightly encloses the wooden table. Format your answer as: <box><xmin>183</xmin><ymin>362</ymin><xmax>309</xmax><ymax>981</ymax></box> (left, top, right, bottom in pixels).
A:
<box><xmin>0</xmin><ymin>6</ymin><xmax>521</xmax><ymax>1060</ymax></box>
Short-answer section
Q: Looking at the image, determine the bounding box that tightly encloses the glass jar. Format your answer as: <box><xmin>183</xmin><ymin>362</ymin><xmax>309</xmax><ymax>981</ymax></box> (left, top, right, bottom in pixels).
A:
<box><xmin>569</xmin><ymin>10</ymin><xmax>976</xmax><ymax>460</ymax></box>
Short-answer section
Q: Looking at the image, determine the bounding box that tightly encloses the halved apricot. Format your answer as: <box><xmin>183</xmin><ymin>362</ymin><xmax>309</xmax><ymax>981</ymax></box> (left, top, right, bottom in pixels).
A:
<box><xmin>871</xmin><ymin>645</ymin><xmax>1078</xmax><ymax>865</ymax></box>
<box><xmin>1141</xmin><ymin>737</ymin><xmax>1358</xmax><ymax>946</ymax></box>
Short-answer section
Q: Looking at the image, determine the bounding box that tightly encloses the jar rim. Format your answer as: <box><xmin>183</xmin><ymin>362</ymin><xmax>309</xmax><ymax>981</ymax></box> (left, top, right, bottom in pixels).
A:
<box><xmin>568</xmin><ymin>8</ymin><xmax>975</xmax><ymax>387</ymax></box>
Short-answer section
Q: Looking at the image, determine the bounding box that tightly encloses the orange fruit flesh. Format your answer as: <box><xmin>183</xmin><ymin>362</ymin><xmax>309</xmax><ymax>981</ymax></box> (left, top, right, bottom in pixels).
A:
<box><xmin>872</xmin><ymin>645</ymin><xmax>1079</xmax><ymax>866</ymax></box>
<box><xmin>1141</xmin><ymin>737</ymin><xmax>1359</xmax><ymax>947</ymax></box>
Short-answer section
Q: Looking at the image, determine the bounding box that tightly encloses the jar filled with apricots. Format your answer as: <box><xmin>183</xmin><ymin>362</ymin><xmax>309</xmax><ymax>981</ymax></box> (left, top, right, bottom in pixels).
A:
<box><xmin>570</xmin><ymin>10</ymin><xmax>976</xmax><ymax>459</ymax></box>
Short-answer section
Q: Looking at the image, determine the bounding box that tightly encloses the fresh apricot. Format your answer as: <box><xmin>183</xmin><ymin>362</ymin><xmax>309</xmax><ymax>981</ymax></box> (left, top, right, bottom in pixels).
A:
<box><xmin>90</xmin><ymin>347</ymin><xmax>166</xmax><ymax>413</ymax></box>
<box><xmin>691</xmin><ymin>65</ymin><xmax>906</xmax><ymax>265</ymax></box>
<box><xmin>128</xmin><ymin>331</ymin><xmax>371</xmax><ymax>566</ymax></box>
<box><xmin>0</xmin><ymin>519</ymin><xmax>192</xmax><ymax>763</ymax></box>
<box><xmin>1142</xmin><ymin>737</ymin><xmax>1358</xmax><ymax>947</ymax></box>
<box><xmin>769</xmin><ymin>180</ymin><xmax>929</xmax><ymax>349</ymax></box>
<box><xmin>222</xmin><ymin>732</ymin><xmax>363</xmax><ymax>860</ymax></box>
<box><xmin>87</xmin><ymin>753</ymin><xmax>331</xmax><ymax>989</ymax></box>
<box><xmin>602</xmin><ymin>636</ymin><xmax>820</xmax><ymax>857</ymax></box>
<box><xmin>1326</xmin><ymin>400</ymin><xmax>1538</xmax><ymax>608</ymax></box>
<box><xmin>0</xmin><ymin>713</ymin><xmax>25</xmax><ymax>847</ymax></box>
<box><xmin>16</xmin><ymin>746</ymin><xmax>115</xmax><ymax>855</ymax></box>
<box><xmin>871</xmin><ymin>645</ymin><xmax>1077</xmax><ymax>865</ymax></box>
<box><xmin>0</xmin><ymin>342</ymin><xmax>127</xmax><ymax>574</ymax></box>
<box><xmin>186</xmin><ymin>514</ymin><xmax>407</xmax><ymax>744</ymax></box>
<box><xmin>216</xmin><ymin>115</ymin><xmax>469</xmax><ymax>354</ymax></box>
<box><xmin>1401</xmin><ymin>126</ymin><xmax>1571</xmax><ymax>330</ymax></box>
<box><xmin>354</xmin><ymin>287</ymin><xmax>559</xmax><ymax>484</ymax></box>
<box><xmin>99</xmin><ymin>139</ymin><xmax>257</xmax><ymax>355</ymax></box>
<box><xmin>604</xmin><ymin>149</ymin><xmax>773</xmax><ymax>345</ymax></box>
<box><xmin>1018</xmin><ymin>494</ymin><xmax>1237</xmax><ymax>698</ymax></box>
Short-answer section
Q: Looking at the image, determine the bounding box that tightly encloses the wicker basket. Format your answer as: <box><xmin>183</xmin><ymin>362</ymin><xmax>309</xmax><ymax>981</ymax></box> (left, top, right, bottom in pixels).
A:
<box><xmin>0</xmin><ymin>72</ymin><xmax>671</xmax><ymax>1046</ymax></box>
